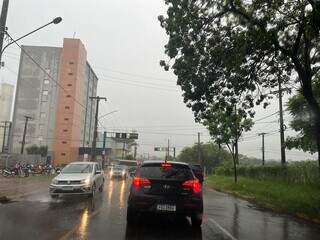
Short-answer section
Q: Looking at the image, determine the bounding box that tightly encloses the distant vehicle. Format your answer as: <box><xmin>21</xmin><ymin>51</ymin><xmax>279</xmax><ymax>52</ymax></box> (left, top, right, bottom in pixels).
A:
<box><xmin>127</xmin><ymin>161</ymin><xmax>203</xmax><ymax>227</ymax></box>
<box><xmin>110</xmin><ymin>165</ymin><xmax>128</xmax><ymax>179</ymax></box>
<box><xmin>49</xmin><ymin>162</ymin><xmax>104</xmax><ymax>198</ymax></box>
<box><xmin>189</xmin><ymin>164</ymin><xmax>204</xmax><ymax>183</ymax></box>
<box><xmin>114</xmin><ymin>159</ymin><xmax>138</xmax><ymax>168</ymax></box>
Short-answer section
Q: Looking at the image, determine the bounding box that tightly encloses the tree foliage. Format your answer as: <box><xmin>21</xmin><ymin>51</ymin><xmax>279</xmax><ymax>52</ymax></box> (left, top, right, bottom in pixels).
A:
<box><xmin>26</xmin><ymin>145</ymin><xmax>48</xmax><ymax>157</ymax></box>
<box><xmin>204</xmin><ymin>108</ymin><xmax>253</xmax><ymax>150</ymax></box>
<box><xmin>159</xmin><ymin>0</ymin><xmax>320</xmax><ymax>171</ymax></box>
<box><xmin>286</xmin><ymin>80</ymin><xmax>320</xmax><ymax>153</ymax></box>
<box><xmin>178</xmin><ymin>142</ymin><xmax>231</xmax><ymax>173</ymax></box>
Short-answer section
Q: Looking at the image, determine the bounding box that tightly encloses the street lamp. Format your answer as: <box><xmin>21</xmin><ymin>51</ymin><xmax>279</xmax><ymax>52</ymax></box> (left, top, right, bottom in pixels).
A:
<box><xmin>0</xmin><ymin>16</ymin><xmax>63</xmax><ymax>65</ymax></box>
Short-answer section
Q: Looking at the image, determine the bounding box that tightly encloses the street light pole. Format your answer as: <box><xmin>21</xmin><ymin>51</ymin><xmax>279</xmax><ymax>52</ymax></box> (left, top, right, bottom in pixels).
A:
<box><xmin>0</xmin><ymin>0</ymin><xmax>9</xmax><ymax>64</ymax></box>
<box><xmin>0</xmin><ymin>16</ymin><xmax>62</xmax><ymax>66</ymax></box>
<box><xmin>90</xmin><ymin>96</ymin><xmax>107</xmax><ymax>161</ymax></box>
<box><xmin>258</xmin><ymin>133</ymin><xmax>266</xmax><ymax>165</ymax></box>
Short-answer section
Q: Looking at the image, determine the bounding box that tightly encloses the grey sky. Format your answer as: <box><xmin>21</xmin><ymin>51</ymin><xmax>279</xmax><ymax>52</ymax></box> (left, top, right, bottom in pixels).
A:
<box><xmin>1</xmin><ymin>0</ymin><xmax>316</xmax><ymax>161</ymax></box>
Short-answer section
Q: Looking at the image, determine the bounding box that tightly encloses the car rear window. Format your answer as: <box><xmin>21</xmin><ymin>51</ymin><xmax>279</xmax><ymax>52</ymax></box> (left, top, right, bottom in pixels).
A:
<box><xmin>138</xmin><ymin>163</ymin><xmax>193</xmax><ymax>181</ymax></box>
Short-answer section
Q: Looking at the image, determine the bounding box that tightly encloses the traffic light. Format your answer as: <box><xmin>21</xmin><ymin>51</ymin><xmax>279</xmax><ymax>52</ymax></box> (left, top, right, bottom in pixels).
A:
<box><xmin>121</xmin><ymin>133</ymin><xmax>127</xmax><ymax>139</ymax></box>
<box><xmin>129</xmin><ymin>133</ymin><xmax>139</xmax><ymax>139</ymax></box>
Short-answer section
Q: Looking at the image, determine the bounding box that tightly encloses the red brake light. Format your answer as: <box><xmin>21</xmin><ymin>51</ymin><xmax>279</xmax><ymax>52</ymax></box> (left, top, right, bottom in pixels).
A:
<box><xmin>133</xmin><ymin>176</ymin><xmax>151</xmax><ymax>187</ymax></box>
<box><xmin>182</xmin><ymin>179</ymin><xmax>202</xmax><ymax>193</ymax></box>
<box><xmin>161</xmin><ymin>163</ymin><xmax>172</xmax><ymax>169</ymax></box>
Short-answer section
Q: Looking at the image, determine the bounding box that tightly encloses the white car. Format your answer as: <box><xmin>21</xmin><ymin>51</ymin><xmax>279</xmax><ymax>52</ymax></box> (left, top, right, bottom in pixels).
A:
<box><xmin>49</xmin><ymin>162</ymin><xmax>104</xmax><ymax>198</ymax></box>
<box><xmin>110</xmin><ymin>165</ymin><xmax>128</xmax><ymax>179</ymax></box>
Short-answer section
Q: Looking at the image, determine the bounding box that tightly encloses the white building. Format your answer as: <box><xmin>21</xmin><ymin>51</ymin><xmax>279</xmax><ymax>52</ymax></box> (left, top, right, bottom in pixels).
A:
<box><xmin>0</xmin><ymin>82</ymin><xmax>14</xmax><ymax>151</ymax></box>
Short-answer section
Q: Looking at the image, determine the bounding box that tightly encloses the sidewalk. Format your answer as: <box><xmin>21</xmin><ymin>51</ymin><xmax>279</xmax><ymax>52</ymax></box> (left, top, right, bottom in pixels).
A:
<box><xmin>0</xmin><ymin>175</ymin><xmax>53</xmax><ymax>202</ymax></box>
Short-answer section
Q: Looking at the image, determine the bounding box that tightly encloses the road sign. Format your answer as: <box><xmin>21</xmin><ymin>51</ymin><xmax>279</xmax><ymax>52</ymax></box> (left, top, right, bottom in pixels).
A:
<box><xmin>114</xmin><ymin>132</ymin><xmax>138</xmax><ymax>140</ymax></box>
<box><xmin>154</xmin><ymin>147</ymin><xmax>174</xmax><ymax>152</ymax></box>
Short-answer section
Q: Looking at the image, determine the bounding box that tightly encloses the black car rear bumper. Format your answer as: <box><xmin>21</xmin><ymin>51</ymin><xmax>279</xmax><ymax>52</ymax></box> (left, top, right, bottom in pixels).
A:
<box><xmin>128</xmin><ymin>194</ymin><xmax>203</xmax><ymax>216</ymax></box>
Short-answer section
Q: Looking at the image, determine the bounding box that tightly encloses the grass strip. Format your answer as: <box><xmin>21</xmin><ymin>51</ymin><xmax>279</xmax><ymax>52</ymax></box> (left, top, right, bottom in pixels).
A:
<box><xmin>206</xmin><ymin>175</ymin><xmax>320</xmax><ymax>224</ymax></box>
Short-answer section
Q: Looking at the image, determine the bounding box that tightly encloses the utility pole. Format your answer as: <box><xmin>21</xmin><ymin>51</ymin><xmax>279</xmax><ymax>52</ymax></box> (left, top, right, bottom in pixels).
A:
<box><xmin>0</xmin><ymin>0</ymin><xmax>9</xmax><ymax>65</ymax></box>
<box><xmin>102</xmin><ymin>131</ymin><xmax>107</xmax><ymax>167</ymax></box>
<box><xmin>278</xmin><ymin>79</ymin><xmax>286</xmax><ymax>165</ymax></box>
<box><xmin>134</xmin><ymin>144</ymin><xmax>137</xmax><ymax>160</ymax></box>
<box><xmin>173</xmin><ymin>147</ymin><xmax>176</xmax><ymax>160</ymax></box>
<box><xmin>271</xmin><ymin>79</ymin><xmax>289</xmax><ymax>165</ymax></box>
<box><xmin>90</xmin><ymin>96</ymin><xmax>107</xmax><ymax>161</ymax></box>
<box><xmin>122</xmin><ymin>141</ymin><xmax>125</xmax><ymax>160</ymax></box>
<box><xmin>167</xmin><ymin>139</ymin><xmax>170</xmax><ymax>161</ymax></box>
<box><xmin>198</xmin><ymin>132</ymin><xmax>202</xmax><ymax>167</ymax></box>
<box><xmin>1</xmin><ymin>121</ymin><xmax>10</xmax><ymax>152</ymax></box>
<box><xmin>258</xmin><ymin>133</ymin><xmax>266</xmax><ymax>165</ymax></box>
<box><xmin>21</xmin><ymin>116</ymin><xmax>32</xmax><ymax>154</ymax></box>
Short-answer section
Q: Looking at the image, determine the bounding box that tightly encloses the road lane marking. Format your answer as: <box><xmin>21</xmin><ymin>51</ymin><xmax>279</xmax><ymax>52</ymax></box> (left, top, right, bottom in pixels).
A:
<box><xmin>208</xmin><ymin>218</ymin><xmax>238</xmax><ymax>240</ymax></box>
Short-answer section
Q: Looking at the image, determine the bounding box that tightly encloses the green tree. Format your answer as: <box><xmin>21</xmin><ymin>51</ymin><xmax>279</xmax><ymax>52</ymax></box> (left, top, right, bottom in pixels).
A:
<box><xmin>39</xmin><ymin>146</ymin><xmax>48</xmax><ymax>158</ymax></box>
<box><xmin>26</xmin><ymin>145</ymin><xmax>39</xmax><ymax>155</ymax></box>
<box><xmin>159</xmin><ymin>0</ymin><xmax>320</xmax><ymax>173</ymax></box>
<box><xmin>178</xmin><ymin>142</ymin><xmax>231</xmax><ymax>173</ymax></box>
<box><xmin>286</xmin><ymin>80</ymin><xmax>320</xmax><ymax>153</ymax></box>
<box><xmin>26</xmin><ymin>145</ymin><xmax>48</xmax><ymax>157</ymax></box>
<box><xmin>204</xmin><ymin>109</ymin><xmax>254</xmax><ymax>182</ymax></box>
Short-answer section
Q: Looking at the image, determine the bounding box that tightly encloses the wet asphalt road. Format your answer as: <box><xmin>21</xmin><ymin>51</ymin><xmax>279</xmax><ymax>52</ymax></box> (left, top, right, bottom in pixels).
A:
<box><xmin>0</xmin><ymin>178</ymin><xmax>320</xmax><ymax>240</ymax></box>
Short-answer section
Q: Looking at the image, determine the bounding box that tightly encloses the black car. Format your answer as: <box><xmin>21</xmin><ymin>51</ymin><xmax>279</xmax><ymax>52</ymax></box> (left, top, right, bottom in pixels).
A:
<box><xmin>190</xmin><ymin>164</ymin><xmax>204</xmax><ymax>183</ymax></box>
<box><xmin>127</xmin><ymin>161</ymin><xmax>203</xmax><ymax>227</ymax></box>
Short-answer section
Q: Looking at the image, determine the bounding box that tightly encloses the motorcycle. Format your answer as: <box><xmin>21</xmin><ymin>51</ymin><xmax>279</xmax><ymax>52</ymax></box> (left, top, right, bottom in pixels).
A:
<box><xmin>2</xmin><ymin>168</ymin><xmax>16</xmax><ymax>177</ymax></box>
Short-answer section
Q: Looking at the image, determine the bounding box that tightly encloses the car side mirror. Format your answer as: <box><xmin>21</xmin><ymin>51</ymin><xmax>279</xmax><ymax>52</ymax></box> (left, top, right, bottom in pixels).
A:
<box><xmin>95</xmin><ymin>170</ymin><xmax>101</xmax><ymax>175</ymax></box>
<box><xmin>129</xmin><ymin>171</ymin><xmax>135</xmax><ymax>177</ymax></box>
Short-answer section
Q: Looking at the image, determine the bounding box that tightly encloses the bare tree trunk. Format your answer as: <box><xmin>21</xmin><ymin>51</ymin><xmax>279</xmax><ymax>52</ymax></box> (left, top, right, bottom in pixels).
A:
<box><xmin>316</xmin><ymin>121</ymin><xmax>320</xmax><ymax>175</ymax></box>
<box><xmin>227</xmin><ymin>143</ymin><xmax>237</xmax><ymax>183</ymax></box>
<box><xmin>233</xmin><ymin>154</ymin><xmax>238</xmax><ymax>183</ymax></box>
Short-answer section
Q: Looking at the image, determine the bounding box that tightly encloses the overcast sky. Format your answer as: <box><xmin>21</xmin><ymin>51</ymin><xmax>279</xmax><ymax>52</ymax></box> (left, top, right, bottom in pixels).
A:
<box><xmin>1</xmin><ymin>0</ymin><xmax>316</xmax><ymax>161</ymax></box>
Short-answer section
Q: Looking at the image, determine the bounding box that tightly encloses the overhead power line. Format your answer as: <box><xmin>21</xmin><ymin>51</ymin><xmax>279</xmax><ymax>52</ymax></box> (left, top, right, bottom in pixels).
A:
<box><xmin>94</xmin><ymin>65</ymin><xmax>174</xmax><ymax>83</ymax></box>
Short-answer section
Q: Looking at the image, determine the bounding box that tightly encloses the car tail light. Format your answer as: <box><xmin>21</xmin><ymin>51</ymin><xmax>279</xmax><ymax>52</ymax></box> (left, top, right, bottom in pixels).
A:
<box><xmin>133</xmin><ymin>176</ymin><xmax>151</xmax><ymax>187</ymax></box>
<box><xmin>161</xmin><ymin>162</ymin><xmax>172</xmax><ymax>169</ymax></box>
<box><xmin>182</xmin><ymin>179</ymin><xmax>202</xmax><ymax>193</ymax></box>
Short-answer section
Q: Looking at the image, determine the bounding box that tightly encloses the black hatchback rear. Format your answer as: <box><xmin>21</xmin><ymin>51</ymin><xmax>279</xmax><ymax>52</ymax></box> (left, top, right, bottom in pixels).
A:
<box><xmin>127</xmin><ymin>161</ymin><xmax>203</xmax><ymax>227</ymax></box>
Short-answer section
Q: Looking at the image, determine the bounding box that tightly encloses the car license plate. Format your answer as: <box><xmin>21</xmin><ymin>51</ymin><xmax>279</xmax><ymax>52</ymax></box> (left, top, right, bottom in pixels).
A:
<box><xmin>156</xmin><ymin>204</ymin><xmax>176</xmax><ymax>212</ymax></box>
<box><xmin>62</xmin><ymin>186</ymin><xmax>73</xmax><ymax>190</ymax></box>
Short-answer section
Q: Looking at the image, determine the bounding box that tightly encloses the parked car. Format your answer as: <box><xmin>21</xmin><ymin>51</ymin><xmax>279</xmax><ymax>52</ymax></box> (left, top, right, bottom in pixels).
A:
<box><xmin>189</xmin><ymin>164</ymin><xmax>204</xmax><ymax>183</ymax></box>
<box><xmin>49</xmin><ymin>162</ymin><xmax>104</xmax><ymax>198</ymax></box>
<box><xmin>127</xmin><ymin>161</ymin><xmax>203</xmax><ymax>227</ymax></box>
<box><xmin>110</xmin><ymin>165</ymin><xmax>128</xmax><ymax>179</ymax></box>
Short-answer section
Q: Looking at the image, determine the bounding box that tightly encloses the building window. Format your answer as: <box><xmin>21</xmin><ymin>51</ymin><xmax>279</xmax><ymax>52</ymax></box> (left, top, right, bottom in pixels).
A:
<box><xmin>64</xmin><ymin>118</ymin><xmax>69</xmax><ymax>121</ymax></box>
<box><xmin>66</xmin><ymin>95</ymin><xmax>71</xmax><ymax>98</ymax></box>
<box><xmin>40</xmin><ymin>112</ymin><xmax>46</xmax><ymax>119</ymax></box>
<box><xmin>42</xmin><ymin>90</ymin><xmax>48</xmax><ymax>102</ymax></box>
<box><xmin>69</xmin><ymin>61</ymin><xmax>74</xmax><ymax>65</ymax></box>
<box><xmin>68</xmin><ymin>73</ymin><xmax>73</xmax><ymax>76</ymax></box>
<box><xmin>62</xmin><ymin>141</ymin><xmax>67</xmax><ymax>144</ymax></box>
<box><xmin>67</xmin><ymin>84</ymin><xmax>72</xmax><ymax>87</ymax></box>
<box><xmin>65</xmin><ymin>106</ymin><xmax>70</xmax><ymax>110</ymax></box>
<box><xmin>39</xmin><ymin>124</ymin><xmax>44</xmax><ymax>131</ymax></box>
<box><xmin>63</xmin><ymin>129</ymin><xmax>68</xmax><ymax>132</ymax></box>
<box><xmin>61</xmin><ymin>153</ymin><xmax>66</xmax><ymax>156</ymax></box>
<box><xmin>38</xmin><ymin>136</ymin><xmax>43</xmax><ymax>141</ymax></box>
<box><xmin>44</xmin><ymin>80</ymin><xmax>50</xmax><ymax>85</ymax></box>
